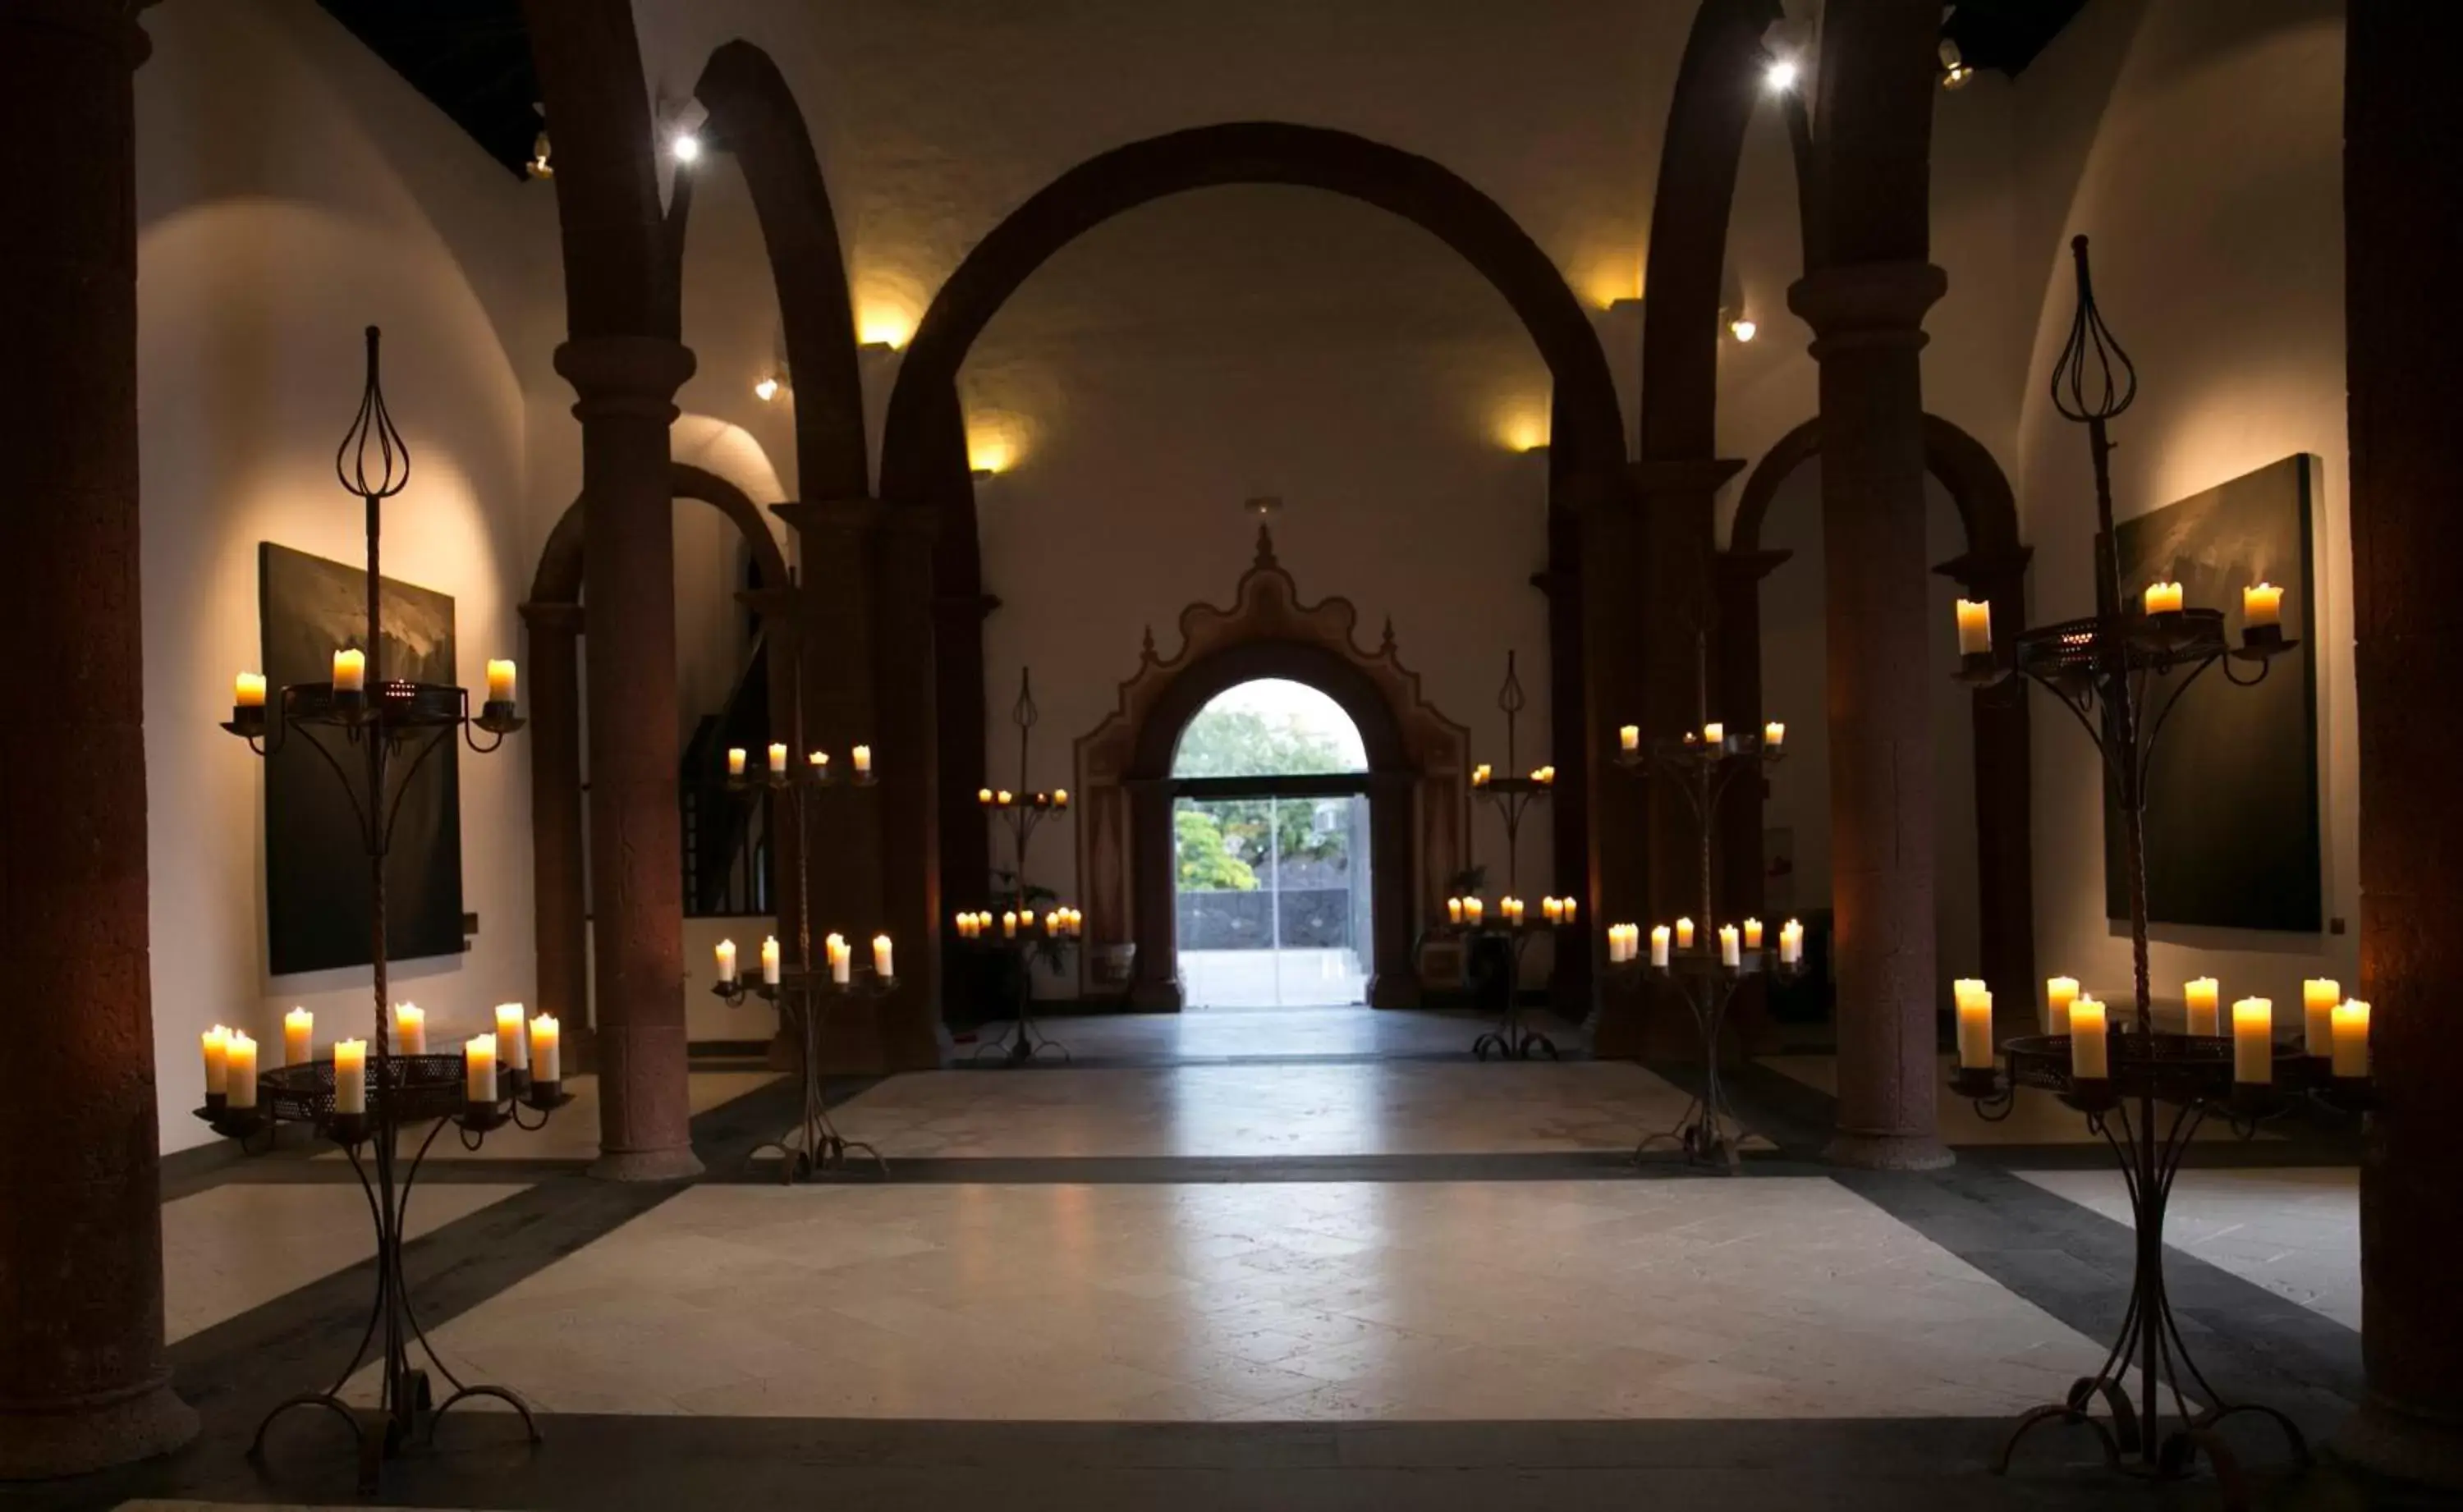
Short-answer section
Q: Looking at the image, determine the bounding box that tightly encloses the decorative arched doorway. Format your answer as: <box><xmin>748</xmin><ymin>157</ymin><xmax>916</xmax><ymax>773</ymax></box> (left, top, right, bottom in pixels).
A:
<box><xmin>1075</xmin><ymin>530</ymin><xmax>1469</xmax><ymax>1010</ymax></box>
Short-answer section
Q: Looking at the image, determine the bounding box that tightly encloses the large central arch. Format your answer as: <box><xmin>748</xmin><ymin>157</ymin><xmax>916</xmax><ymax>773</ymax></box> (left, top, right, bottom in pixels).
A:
<box><xmin>874</xmin><ymin>121</ymin><xmax>1630</xmax><ymax>1002</ymax></box>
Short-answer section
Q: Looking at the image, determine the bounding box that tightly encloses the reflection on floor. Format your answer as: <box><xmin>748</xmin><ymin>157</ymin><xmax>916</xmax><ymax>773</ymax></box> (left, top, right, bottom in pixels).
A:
<box><xmin>1177</xmin><ymin>947</ymin><xmax>1369</xmax><ymax>1009</ymax></box>
<box><xmin>956</xmin><ymin>1005</ymin><xmax>1580</xmax><ymax>1062</ymax></box>
<box><xmin>163</xmin><ymin>1180</ymin><xmax>529</xmax><ymax>1341</ymax></box>
<box><xmin>349</xmin><ymin>1180</ymin><xmax>2103</xmax><ymax>1421</ymax></box>
<box><xmin>832</xmin><ymin>1061</ymin><xmax>1720</xmax><ymax>1159</ymax></box>
<box><xmin>2019</xmin><ymin>1166</ymin><xmax>2360</xmax><ymax>1327</ymax></box>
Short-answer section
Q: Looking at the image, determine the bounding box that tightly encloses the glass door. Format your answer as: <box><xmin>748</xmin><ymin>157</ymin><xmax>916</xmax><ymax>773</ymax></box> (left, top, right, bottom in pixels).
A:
<box><xmin>1172</xmin><ymin>791</ymin><xmax>1370</xmax><ymax>1007</ymax></box>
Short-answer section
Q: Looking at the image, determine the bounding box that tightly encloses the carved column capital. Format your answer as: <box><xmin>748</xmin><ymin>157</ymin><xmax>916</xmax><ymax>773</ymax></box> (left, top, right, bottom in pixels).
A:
<box><xmin>1786</xmin><ymin>260</ymin><xmax>1947</xmax><ymax>355</ymax></box>
<box><xmin>552</xmin><ymin>335</ymin><xmax>694</xmax><ymax>419</ymax></box>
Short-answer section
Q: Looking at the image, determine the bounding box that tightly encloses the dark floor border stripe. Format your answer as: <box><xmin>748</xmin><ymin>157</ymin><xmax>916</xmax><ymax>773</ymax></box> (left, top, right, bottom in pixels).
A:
<box><xmin>723</xmin><ymin>1148</ymin><xmax>1834</xmax><ymax>1186</ymax></box>
<box><xmin>22</xmin><ymin>1409</ymin><xmax>2433</xmax><ymax>1512</ymax></box>
<box><xmin>1833</xmin><ymin>1161</ymin><xmax>2364</xmax><ymax>1434</ymax></box>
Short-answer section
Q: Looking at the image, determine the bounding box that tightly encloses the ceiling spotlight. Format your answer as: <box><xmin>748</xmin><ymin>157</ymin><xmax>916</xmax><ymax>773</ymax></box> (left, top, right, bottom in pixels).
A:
<box><xmin>1764</xmin><ymin>57</ymin><xmax>1799</xmax><ymax>93</ymax></box>
<box><xmin>1938</xmin><ymin>39</ymin><xmax>1975</xmax><ymax>89</ymax></box>
<box><xmin>1729</xmin><ymin>317</ymin><xmax>1759</xmax><ymax>343</ymax></box>
<box><xmin>672</xmin><ymin>131</ymin><xmax>703</xmax><ymax>164</ymax></box>
<box><xmin>754</xmin><ymin>375</ymin><xmax>781</xmax><ymax>402</ymax></box>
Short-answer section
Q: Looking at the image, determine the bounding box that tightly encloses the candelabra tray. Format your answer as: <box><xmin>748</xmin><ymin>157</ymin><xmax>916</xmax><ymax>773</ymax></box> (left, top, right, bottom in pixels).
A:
<box><xmin>1972</xmin><ymin>1030</ymin><xmax>2364</xmax><ymax>1113</ymax></box>
<box><xmin>1645</xmin><ymin>947</ymin><xmax>1776</xmax><ymax>980</ymax></box>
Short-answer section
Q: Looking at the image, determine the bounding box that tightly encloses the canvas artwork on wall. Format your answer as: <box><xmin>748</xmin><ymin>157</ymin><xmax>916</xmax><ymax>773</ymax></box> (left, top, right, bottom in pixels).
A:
<box><xmin>2103</xmin><ymin>455</ymin><xmax>2323</xmax><ymax>932</ymax></box>
<box><xmin>259</xmin><ymin>543</ymin><xmax>466</xmax><ymax>974</ymax></box>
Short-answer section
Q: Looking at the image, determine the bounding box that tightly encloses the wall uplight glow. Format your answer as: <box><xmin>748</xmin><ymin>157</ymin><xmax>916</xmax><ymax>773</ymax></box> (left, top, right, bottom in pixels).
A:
<box><xmin>858</xmin><ymin>305</ymin><xmax>915</xmax><ymax>350</ymax></box>
<box><xmin>1495</xmin><ymin>410</ymin><xmax>1552</xmax><ymax>454</ymax></box>
<box><xmin>965</xmin><ymin>408</ymin><xmax>1034</xmax><ymax>477</ymax></box>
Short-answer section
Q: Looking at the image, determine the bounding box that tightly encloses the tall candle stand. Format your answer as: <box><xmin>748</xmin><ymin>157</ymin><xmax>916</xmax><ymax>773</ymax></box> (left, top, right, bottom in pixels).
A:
<box><xmin>1608</xmin><ymin>690</ymin><xmax>1800</xmax><ymax>1171</ymax></box>
<box><xmin>1947</xmin><ymin>239</ymin><xmax>2361</xmax><ymax>1509</ymax></box>
<box><xmin>206</xmin><ymin>328</ymin><xmax>560</xmax><ymax>1492</ymax></box>
<box><xmin>707</xmin><ymin>659</ymin><xmax>890</xmax><ymax>1181</ymax></box>
<box><xmin>1454</xmin><ymin>652</ymin><xmax>1567</xmax><ymax>1061</ymax></box>
<box><xmin>961</xmin><ymin>667</ymin><xmax>1081</xmax><ymax>1065</ymax></box>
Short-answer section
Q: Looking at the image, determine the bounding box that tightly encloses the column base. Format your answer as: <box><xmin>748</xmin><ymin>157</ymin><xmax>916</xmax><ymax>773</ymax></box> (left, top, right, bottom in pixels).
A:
<box><xmin>0</xmin><ymin>1374</ymin><xmax>197</xmax><ymax>1481</ymax></box>
<box><xmin>586</xmin><ymin>1147</ymin><xmax>705</xmax><ymax>1182</ymax></box>
<box><xmin>1823</xmin><ymin>1129</ymin><xmax>1954</xmax><ymax>1171</ymax></box>
<box><xmin>2337</xmin><ymin>1396</ymin><xmax>2463</xmax><ymax>1491</ymax></box>
<box><xmin>1128</xmin><ymin>978</ymin><xmax>1184</xmax><ymax>1012</ymax></box>
<box><xmin>1365</xmin><ymin>971</ymin><xmax>1421</xmax><ymax>1010</ymax></box>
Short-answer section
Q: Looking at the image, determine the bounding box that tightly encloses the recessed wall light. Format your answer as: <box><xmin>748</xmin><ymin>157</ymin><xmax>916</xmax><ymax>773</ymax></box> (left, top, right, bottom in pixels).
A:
<box><xmin>1764</xmin><ymin>58</ymin><xmax>1799</xmax><ymax>92</ymax></box>
<box><xmin>1729</xmin><ymin>318</ymin><xmax>1759</xmax><ymax>343</ymax></box>
<box><xmin>671</xmin><ymin>131</ymin><xmax>703</xmax><ymax>164</ymax></box>
<box><xmin>754</xmin><ymin>376</ymin><xmax>781</xmax><ymax>402</ymax></box>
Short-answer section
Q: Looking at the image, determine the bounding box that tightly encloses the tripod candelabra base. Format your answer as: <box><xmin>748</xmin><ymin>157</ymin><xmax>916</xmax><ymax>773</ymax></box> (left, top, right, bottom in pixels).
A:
<box><xmin>973</xmin><ymin>1011</ymin><xmax>1071</xmax><ymax>1065</ymax></box>
<box><xmin>1634</xmin><ymin>1098</ymin><xmax>1745</xmax><ymax>1172</ymax></box>
<box><xmin>751</xmin><ymin>1130</ymin><xmax>888</xmax><ymax>1183</ymax></box>
<box><xmin>1994</xmin><ymin>1377</ymin><xmax>2309</xmax><ymax>1510</ymax></box>
<box><xmin>1472</xmin><ymin>1025</ymin><xmax>1557</xmax><ymax>1061</ymax></box>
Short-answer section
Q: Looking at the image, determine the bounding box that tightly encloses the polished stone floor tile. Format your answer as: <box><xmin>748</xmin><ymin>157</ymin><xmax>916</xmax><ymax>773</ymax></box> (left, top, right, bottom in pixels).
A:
<box><xmin>832</xmin><ymin>1061</ymin><xmax>1726</xmax><ymax>1158</ymax></box>
<box><xmin>163</xmin><ymin>1180</ymin><xmax>529</xmax><ymax>1342</ymax></box>
<box><xmin>959</xmin><ymin>1006</ymin><xmax>1573</xmax><ymax>1061</ymax></box>
<box><xmin>374</xmin><ymin>1180</ymin><xmax>2107</xmax><ymax>1422</ymax></box>
<box><xmin>2020</xmin><ymin>1166</ymin><xmax>2359</xmax><ymax>1327</ymax></box>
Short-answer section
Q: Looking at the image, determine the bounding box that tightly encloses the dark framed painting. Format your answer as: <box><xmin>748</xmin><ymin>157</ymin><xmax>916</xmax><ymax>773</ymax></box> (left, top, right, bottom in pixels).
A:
<box><xmin>260</xmin><ymin>543</ymin><xmax>466</xmax><ymax>974</ymax></box>
<box><xmin>2103</xmin><ymin>456</ymin><xmax>2323</xmax><ymax>932</ymax></box>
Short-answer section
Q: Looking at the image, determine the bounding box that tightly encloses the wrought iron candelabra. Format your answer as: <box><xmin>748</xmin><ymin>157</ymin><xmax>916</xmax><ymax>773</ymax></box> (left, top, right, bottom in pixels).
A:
<box><xmin>959</xmin><ymin>667</ymin><xmax>1082</xmax><ymax>1065</ymax></box>
<box><xmin>1947</xmin><ymin>238</ymin><xmax>2360</xmax><ymax>1509</ymax></box>
<box><xmin>1452</xmin><ymin>652</ymin><xmax>1571</xmax><ymax>1061</ymax></box>
<box><xmin>708</xmin><ymin>653</ymin><xmax>890</xmax><ymax>1181</ymax></box>
<box><xmin>206</xmin><ymin>328</ymin><xmax>557</xmax><ymax>1492</ymax></box>
<box><xmin>1608</xmin><ymin>677</ymin><xmax>1800</xmax><ymax>1171</ymax></box>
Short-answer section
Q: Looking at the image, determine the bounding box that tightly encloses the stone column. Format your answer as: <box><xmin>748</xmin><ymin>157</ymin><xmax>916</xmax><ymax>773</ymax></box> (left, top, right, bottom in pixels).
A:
<box><xmin>873</xmin><ymin>507</ymin><xmax>943</xmax><ymax>1068</ymax></box>
<box><xmin>1126</xmin><ymin>778</ymin><xmax>1183</xmax><ymax>1010</ymax></box>
<box><xmin>1364</xmin><ymin>770</ymin><xmax>1420</xmax><ymax>1008</ymax></box>
<box><xmin>1572</xmin><ymin>468</ymin><xmax>1652</xmax><ymax>1055</ymax></box>
<box><xmin>519</xmin><ymin>601</ymin><xmax>592</xmax><ymax>1068</ymax></box>
<box><xmin>0</xmin><ymin>0</ymin><xmax>198</xmax><ymax>1476</ymax></box>
<box><xmin>2341</xmin><ymin>0</ymin><xmax>2463</xmax><ymax>1483</ymax></box>
<box><xmin>1787</xmin><ymin>261</ymin><xmax>1952</xmax><ymax>1171</ymax></box>
<box><xmin>1936</xmin><ymin>548</ymin><xmax>2036</xmax><ymax>1035</ymax></box>
<box><xmin>555</xmin><ymin>335</ymin><xmax>701</xmax><ymax>1182</ymax></box>
<box><xmin>1716</xmin><ymin>548</ymin><xmax>1792</xmax><ymax>1054</ymax></box>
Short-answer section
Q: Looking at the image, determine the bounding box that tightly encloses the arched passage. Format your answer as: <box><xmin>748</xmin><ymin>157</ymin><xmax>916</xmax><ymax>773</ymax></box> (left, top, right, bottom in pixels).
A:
<box><xmin>522</xmin><ymin>462</ymin><xmax>797</xmax><ymax>1065</ymax></box>
<box><xmin>874</xmin><ymin>121</ymin><xmax>1626</xmax><ymax>1009</ymax></box>
<box><xmin>1722</xmin><ymin>413</ymin><xmax>2036</xmax><ymax>1022</ymax></box>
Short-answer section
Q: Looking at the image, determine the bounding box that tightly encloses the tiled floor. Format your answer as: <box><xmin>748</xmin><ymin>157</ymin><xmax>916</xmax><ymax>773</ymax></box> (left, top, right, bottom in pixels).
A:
<box><xmin>351</xmin><ymin>1179</ymin><xmax>2106</xmax><ymax>1421</ymax></box>
<box><xmin>2019</xmin><ymin>1166</ymin><xmax>2360</xmax><ymax>1328</ymax></box>
<box><xmin>959</xmin><ymin>1005</ymin><xmax>1573</xmax><ymax>1061</ymax></box>
<box><xmin>831</xmin><ymin>1060</ymin><xmax>1722</xmax><ymax>1158</ymax></box>
<box><xmin>1761</xmin><ymin>1052</ymin><xmax>2282</xmax><ymax>1146</ymax></box>
<box><xmin>163</xmin><ymin>1180</ymin><xmax>529</xmax><ymax>1341</ymax></box>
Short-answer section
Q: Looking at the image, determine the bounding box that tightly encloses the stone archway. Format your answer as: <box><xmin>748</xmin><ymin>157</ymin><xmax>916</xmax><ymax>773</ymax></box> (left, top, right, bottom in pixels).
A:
<box><xmin>1075</xmin><ymin>530</ymin><xmax>1470</xmax><ymax>1011</ymax></box>
<box><xmin>522</xmin><ymin>461</ymin><xmax>796</xmax><ymax>1065</ymax></box>
<box><xmin>1723</xmin><ymin>412</ymin><xmax>2036</xmax><ymax>1019</ymax></box>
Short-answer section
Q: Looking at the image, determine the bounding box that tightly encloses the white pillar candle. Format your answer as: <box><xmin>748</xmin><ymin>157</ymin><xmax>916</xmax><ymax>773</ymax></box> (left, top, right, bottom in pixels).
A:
<box><xmin>1742</xmin><ymin>918</ymin><xmax>1764</xmax><ymax>950</ymax></box>
<box><xmin>1763</xmin><ymin>721</ymin><xmax>1785</xmax><ymax>749</ymax></box>
<box><xmin>2144</xmin><ymin>580</ymin><xmax>2184</xmax><ymax>615</ymax></box>
<box><xmin>1956</xmin><ymin>984</ymin><xmax>1996</xmax><ymax>1070</ymax></box>
<box><xmin>828</xmin><ymin>937</ymin><xmax>852</xmax><ymax>985</ymax></box>
<box><xmin>333</xmin><ymin>1038</ymin><xmax>366</xmax><ymax>1115</ymax></box>
<box><xmin>1719</xmin><ymin>924</ymin><xmax>1741</xmax><ymax>968</ymax></box>
<box><xmin>810</xmin><ymin>749</ymin><xmax>829</xmax><ymax>774</ymax></box>
<box><xmin>1561</xmin><ymin>897</ymin><xmax>1576</xmax><ymax>927</ymax></box>
<box><xmin>978</xmin><ymin>786</ymin><xmax>994</xmax><ymax>805</ymax></box>
<box><xmin>464</xmin><ymin>1034</ymin><xmax>498</xmax><ymax>1103</ymax></box>
<box><xmin>283</xmin><ymin>1006</ymin><xmax>314</xmax><ymax>1069</ymax></box>
<box><xmin>1447</xmin><ymin>897</ymin><xmax>1463</xmax><ymax>924</ymax></box>
<box><xmin>486</xmin><ymin>657</ymin><xmax>517</xmax><ymax>703</ymax></box>
<box><xmin>1618</xmin><ymin>724</ymin><xmax>1640</xmax><ymax>752</ymax></box>
<box><xmin>2302</xmin><ymin>978</ymin><xmax>2340</xmax><ymax>1056</ymax></box>
<box><xmin>495</xmin><ymin>1002</ymin><xmax>530</xmax><ymax>1072</ymax></box>
<box><xmin>1703</xmin><ymin>722</ymin><xmax>1725</xmax><ymax>745</ymax></box>
<box><xmin>727</xmin><ymin>748</ymin><xmax>748</xmax><ymax>777</ymax></box>
<box><xmin>1054</xmin><ymin>788</ymin><xmax>1070</xmax><ymax>809</ymax></box>
<box><xmin>716</xmin><ymin>938</ymin><xmax>738</xmax><ymax>982</ymax></box>
<box><xmin>1779</xmin><ymin>919</ymin><xmax>1804</xmax><ymax>965</ymax></box>
<box><xmin>201</xmin><ymin>1025</ymin><xmax>231</xmax><ymax>1097</ymax></box>
<box><xmin>852</xmin><ymin>745</ymin><xmax>873</xmax><ymax>775</ymax></box>
<box><xmin>2244</xmin><ymin>582</ymin><xmax>2282</xmax><ymax>628</ymax></box>
<box><xmin>1002</xmin><ymin>910</ymin><xmax>1018</xmax><ymax>938</ymax></box>
<box><xmin>760</xmin><ymin>936</ymin><xmax>782</xmax><ymax>985</ymax></box>
<box><xmin>332</xmin><ymin>647</ymin><xmax>365</xmax><ymax>693</ymax></box>
<box><xmin>2232</xmin><ymin>997</ymin><xmax>2274</xmax><ymax>1084</ymax></box>
<box><xmin>767</xmin><ymin>742</ymin><xmax>788</xmax><ymax>774</ymax></box>
<box><xmin>1955</xmin><ymin>598</ymin><xmax>1992</xmax><ymax>656</ymax></box>
<box><xmin>2069</xmin><ymin>997</ymin><xmax>2109</xmax><ymax>1079</ymax></box>
<box><xmin>873</xmin><ymin>933</ymin><xmax>894</xmax><ymax>980</ymax></box>
<box><xmin>226</xmin><ymin>1032</ymin><xmax>259</xmax><ymax>1109</ymax></box>
<box><xmin>1674</xmin><ymin>917</ymin><xmax>1695</xmax><ymax>950</ymax></box>
<box><xmin>394</xmin><ymin>1002</ymin><xmax>425</xmax><ymax>1055</ymax></box>
<box><xmin>530</xmin><ymin>1014</ymin><xmax>561</xmax><ymax>1084</ymax></box>
<box><xmin>2184</xmin><ymin>977</ymin><xmax>2222</xmax><ymax>1036</ymax></box>
<box><xmin>1649</xmin><ymin>924</ymin><xmax>1672</xmax><ymax>968</ymax></box>
<box><xmin>997</xmin><ymin>789</ymin><xmax>1014</xmax><ymax>805</ymax></box>
<box><xmin>2044</xmin><ymin>976</ymin><xmax>2079</xmax><ymax>1037</ymax></box>
<box><xmin>2332</xmin><ymin>999</ymin><xmax>2371</xmax><ymax>1078</ymax></box>
<box><xmin>234</xmin><ymin>671</ymin><xmax>267</xmax><ymax>709</ymax></box>
<box><xmin>1465</xmin><ymin>897</ymin><xmax>1484</xmax><ymax>926</ymax></box>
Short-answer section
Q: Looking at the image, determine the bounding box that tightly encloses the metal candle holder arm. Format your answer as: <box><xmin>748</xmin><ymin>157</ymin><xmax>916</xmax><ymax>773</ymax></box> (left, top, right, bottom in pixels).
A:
<box><xmin>1455</xmin><ymin>651</ymin><xmax>1568</xmax><ymax>1061</ymax></box>
<box><xmin>204</xmin><ymin>328</ymin><xmax>553</xmax><ymax>1492</ymax></box>
<box><xmin>962</xmin><ymin>667</ymin><xmax>1080</xmax><ymax>1065</ymax></box>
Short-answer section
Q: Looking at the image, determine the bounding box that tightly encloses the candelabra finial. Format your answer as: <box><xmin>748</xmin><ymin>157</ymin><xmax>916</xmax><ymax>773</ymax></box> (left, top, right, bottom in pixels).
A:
<box><xmin>336</xmin><ymin>326</ymin><xmax>411</xmax><ymax>502</ymax></box>
<box><xmin>2052</xmin><ymin>236</ymin><xmax>2138</xmax><ymax>425</ymax></box>
<box><xmin>1011</xmin><ymin>666</ymin><xmax>1038</xmax><ymax>731</ymax></box>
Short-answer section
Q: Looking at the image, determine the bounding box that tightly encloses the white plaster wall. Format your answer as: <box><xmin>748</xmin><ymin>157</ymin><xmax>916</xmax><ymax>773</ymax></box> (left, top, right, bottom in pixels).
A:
<box><xmin>137</xmin><ymin>0</ymin><xmax>563</xmax><ymax>1149</ymax></box>
<box><xmin>2010</xmin><ymin>0</ymin><xmax>2351</xmax><ymax>1019</ymax></box>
